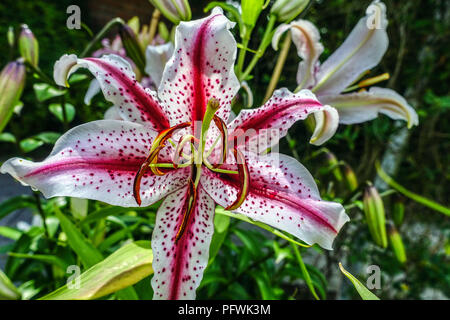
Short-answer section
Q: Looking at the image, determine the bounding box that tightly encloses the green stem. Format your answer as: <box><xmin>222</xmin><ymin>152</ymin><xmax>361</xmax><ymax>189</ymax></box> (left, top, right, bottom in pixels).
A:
<box><xmin>263</xmin><ymin>32</ymin><xmax>291</xmax><ymax>103</ymax></box>
<box><xmin>236</xmin><ymin>28</ymin><xmax>251</xmax><ymax>78</ymax></box>
<box><xmin>61</xmin><ymin>95</ymin><xmax>69</xmax><ymax>132</ymax></box>
<box><xmin>239</xmin><ymin>14</ymin><xmax>277</xmax><ymax>81</ymax></box>
<box><xmin>80</xmin><ymin>18</ymin><xmax>125</xmax><ymax>58</ymax></box>
<box><xmin>25</xmin><ymin>61</ymin><xmax>54</xmax><ymax>85</ymax></box>
<box><xmin>291</xmin><ymin>243</ymin><xmax>320</xmax><ymax>300</ymax></box>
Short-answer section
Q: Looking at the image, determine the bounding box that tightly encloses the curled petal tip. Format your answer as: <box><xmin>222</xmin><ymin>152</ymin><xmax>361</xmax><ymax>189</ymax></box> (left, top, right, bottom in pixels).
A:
<box><xmin>309</xmin><ymin>105</ymin><xmax>339</xmax><ymax>146</ymax></box>
<box><xmin>53</xmin><ymin>54</ymin><xmax>78</xmax><ymax>87</ymax></box>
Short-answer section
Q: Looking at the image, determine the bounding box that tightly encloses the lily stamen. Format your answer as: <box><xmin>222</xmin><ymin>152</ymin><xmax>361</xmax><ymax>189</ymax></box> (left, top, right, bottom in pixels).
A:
<box><xmin>342</xmin><ymin>72</ymin><xmax>390</xmax><ymax>93</ymax></box>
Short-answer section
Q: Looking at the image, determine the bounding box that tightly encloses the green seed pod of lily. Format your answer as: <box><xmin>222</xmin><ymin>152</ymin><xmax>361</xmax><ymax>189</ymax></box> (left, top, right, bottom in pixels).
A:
<box><xmin>392</xmin><ymin>197</ymin><xmax>405</xmax><ymax>228</ymax></box>
<box><xmin>343</xmin><ymin>162</ymin><xmax>358</xmax><ymax>192</ymax></box>
<box><xmin>271</xmin><ymin>0</ymin><xmax>310</xmax><ymax>23</ymax></box>
<box><xmin>18</xmin><ymin>24</ymin><xmax>39</xmax><ymax>67</ymax></box>
<box><xmin>119</xmin><ymin>24</ymin><xmax>146</xmax><ymax>75</ymax></box>
<box><xmin>363</xmin><ymin>183</ymin><xmax>388</xmax><ymax>248</ymax></box>
<box><xmin>148</xmin><ymin>0</ymin><xmax>192</xmax><ymax>24</ymax></box>
<box><xmin>388</xmin><ymin>224</ymin><xmax>407</xmax><ymax>264</ymax></box>
<box><xmin>0</xmin><ymin>60</ymin><xmax>26</xmax><ymax>133</ymax></box>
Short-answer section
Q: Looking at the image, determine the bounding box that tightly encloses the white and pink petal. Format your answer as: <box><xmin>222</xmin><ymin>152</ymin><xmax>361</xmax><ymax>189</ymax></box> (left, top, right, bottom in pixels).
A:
<box><xmin>54</xmin><ymin>54</ymin><xmax>170</xmax><ymax>131</ymax></box>
<box><xmin>319</xmin><ymin>87</ymin><xmax>419</xmax><ymax>128</ymax></box>
<box><xmin>313</xmin><ymin>1</ymin><xmax>388</xmax><ymax>95</ymax></box>
<box><xmin>227</xmin><ymin>88</ymin><xmax>330</xmax><ymax>153</ymax></box>
<box><xmin>201</xmin><ymin>152</ymin><xmax>349</xmax><ymax>250</ymax></box>
<box><xmin>151</xmin><ymin>186</ymin><xmax>215</xmax><ymax>300</ymax></box>
<box><xmin>157</xmin><ymin>7</ymin><xmax>240</xmax><ymax>127</ymax></box>
<box><xmin>1</xmin><ymin>120</ymin><xmax>190</xmax><ymax>207</ymax></box>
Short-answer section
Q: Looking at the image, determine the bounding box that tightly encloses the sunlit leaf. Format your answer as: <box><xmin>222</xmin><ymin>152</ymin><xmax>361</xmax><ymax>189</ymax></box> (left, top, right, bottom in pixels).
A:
<box><xmin>41</xmin><ymin>241</ymin><xmax>153</xmax><ymax>300</ymax></box>
<box><xmin>339</xmin><ymin>263</ymin><xmax>380</xmax><ymax>300</ymax></box>
<box><xmin>0</xmin><ymin>268</ymin><xmax>21</xmax><ymax>300</ymax></box>
<box><xmin>33</xmin><ymin>83</ymin><xmax>66</xmax><ymax>102</ymax></box>
<box><xmin>54</xmin><ymin>205</ymin><xmax>103</xmax><ymax>268</ymax></box>
<box><xmin>48</xmin><ymin>103</ymin><xmax>76</xmax><ymax>123</ymax></box>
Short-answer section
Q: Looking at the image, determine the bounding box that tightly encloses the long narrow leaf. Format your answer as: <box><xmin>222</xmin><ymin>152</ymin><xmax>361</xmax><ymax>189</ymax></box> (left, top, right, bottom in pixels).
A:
<box><xmin>375</xmin><ymin>161</ymin><xmax>450</xmax><ymax>216</ymax></box>
<box><xmin>0</xmin><ymin>268</ymin><xmax>21</xmax><ymax>300</ymax></box>
<box><xmin>41</xmin><ymin>241</ymin><xmax>153</xmax><ymax>300</ymax></box>
<box><xmin>291</xmin><ymin>244</ymin><xmax>320</xmax><ymax>300</ymax></box>
<box><xmin>339</xmin><ymin>262</ymin><xmax>380</xmax><ymax>300</ymax></box>
<box><xmin>54</xmin><ymin>205</ymin><xmax>103</xmax><ymax>268</ymax></box>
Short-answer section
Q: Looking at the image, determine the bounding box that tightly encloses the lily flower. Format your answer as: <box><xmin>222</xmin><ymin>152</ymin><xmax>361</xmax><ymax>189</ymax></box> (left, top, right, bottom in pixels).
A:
<box><xmin>1</xmin><ymin>8</ymin><xmax>349</xmax><ymax>300</ymax></box>
<box><xmin>273</xmin><ymin>0</ymin><xmax>418</xmax><ymax>145</ymax></box>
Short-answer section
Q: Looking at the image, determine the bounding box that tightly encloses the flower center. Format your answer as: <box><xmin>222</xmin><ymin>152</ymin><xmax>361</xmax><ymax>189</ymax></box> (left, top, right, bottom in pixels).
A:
<box><xmin>133</xmin><ymin>99</ymin><xmax>250</xmax><ymax>242</ymax></box>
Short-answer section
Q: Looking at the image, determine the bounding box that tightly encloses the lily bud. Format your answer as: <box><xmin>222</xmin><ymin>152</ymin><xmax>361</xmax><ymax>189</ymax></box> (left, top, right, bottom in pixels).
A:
<box><xmin>148</xmin><ymin>0</ymin><xmax>192</xmax><ymax>24</ymax></box>
<box><xmin>18</xmin><ymin>24</ymin><xmax>39</xmax><ymax>67</ymax></box>
<box><xmin>388</xmin><ymin>224</ymin><xmax>407</xmax><ymax>264</ymax></box>
<box><xmin>119</xmin><ymin>24</ymin><xmax>146</xmax><ymax>75</ymax></box>
<box><xmin>7</xmin><ymin>26</ymin><xmax>14</xmax><ymax>47</ymax></box>
<box><xmin>363</xmin><ymin>183</ymin><xmax>388</xmax><ymax>248</ymax></box>
<box><xmin>0</xmin><ymin>60</ymin><xmax>26</xmax><ymax>133</ymax></box>
<box><xmin>323</xmin><ymin>150</ymin><xmax>343</xmax><ymax>182</ymax></box>
<box><xmin>342</xmin><ymin>162</ymin><xmax>358</xmax><ymax>192</ymax></box>
<box><xmin>271</xmin><ymin>0</ymin><xmax>310</xmax><ymax>23</ymax></box>
<box><xmin>392</xmin><ymin>197</ymin><xmax>405</xmax><ymax>228</ymax></box>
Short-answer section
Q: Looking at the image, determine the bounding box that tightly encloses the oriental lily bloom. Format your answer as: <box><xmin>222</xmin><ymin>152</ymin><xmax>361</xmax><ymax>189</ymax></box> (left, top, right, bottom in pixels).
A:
<box><xmin>273</xmin><ymin>0</ymin><xmax>418</xmax><ymax>145</ymax></box>
<box><xmin>1</xmin><ymin>8</ymin><xmax>349</xmax><ymax>300</ymax></box>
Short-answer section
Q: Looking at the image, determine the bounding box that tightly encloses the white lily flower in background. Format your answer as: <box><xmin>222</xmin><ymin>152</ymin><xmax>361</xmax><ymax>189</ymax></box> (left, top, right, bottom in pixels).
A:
<box><xmin>273</xmin><ymin>0</ymin><xmax>419</xmax><ymax>145</ymax></box>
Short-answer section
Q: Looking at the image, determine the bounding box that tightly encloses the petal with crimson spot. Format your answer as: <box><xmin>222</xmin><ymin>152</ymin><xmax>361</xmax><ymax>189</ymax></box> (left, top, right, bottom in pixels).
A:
<box><xmin>54</xmin><ymin>54</ymin><xmax>170</xmax><ymax>131</ymax></box>
<box><xmin>158</xmin><ymin>7</ymin><xmax>239</xmax><ymax>127</ymax></box>
<box><xmin>228</xmin><ymin>88</ymin><xmax>335</xmax><ymax>153</ymax></box>
<box><xmin>1</xmin><ymin>120</ymin><xmax>190</xmax><ymax>207</ymax></box>
<box><xmin>201</xmin><ymin>152</ymin><xmax>349</xmax><ymax>250</ymax></box>
<box><xmin>151</xmin><ymin>186</ymin><xmax>215</xmax><ymax>300</ymax></box>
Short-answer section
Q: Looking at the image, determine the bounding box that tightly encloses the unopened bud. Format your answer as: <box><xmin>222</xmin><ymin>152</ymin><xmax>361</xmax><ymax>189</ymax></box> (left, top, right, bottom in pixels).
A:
<box><xmin>271</xmin><ymin>0</ymin><xmax>310</xmax><ymax>23</ymax></box>
<box><xmin>323</xmin><ymin>150</ymin><xmax>343</xmax><ymax>182</ymax></box>
<box><xmin>149</xmin><ymin>0</ymin><xmax>192</xmax><ymax>24</ymax></box>
<box><xmin>7</xmin><ymin>26</ymin><xmax>14</xmax><ymax>47</ymax></box>
<box><xmin>119</xmin><ymin>24</ymin><xmax>146</xmax><ymax>75</ymax></box>
<box><xmin>388</xmin><ymin>224</ymin><xmax>407</xmax><ymax>264</ymax></box>
<box><xmin>363</xmin><ymin>183</ymin><xmax>388</xmax><ymax>248</ymax></box>
<box><xmin>343</xmin><ymin>162</ymin><xmax>358</xmax><ymax>192</ymax></box>
<box><xmin>0</xmin><ymin>60</ymin><xmax>26</xmax><ymax>133</ymax></box>
<box><xmin>19</xmin><ymin>24</ymin><xmax>39</xmax><ymax>67</ymax></box>
<box><xmin>392</xmin><ymin>197</ymin><xmax>405</xmax><ymax>228</ymax></box>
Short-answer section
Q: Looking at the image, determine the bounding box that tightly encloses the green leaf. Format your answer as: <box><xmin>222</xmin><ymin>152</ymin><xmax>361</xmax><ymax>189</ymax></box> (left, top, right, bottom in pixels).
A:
<box><xmin>339</xmin><ymin>263</ymin><xmax>380</xmax><ymax>300</ymax></box>
<box><xmin>19</xmin><ymin>138</ymin><xmax>44</xmax><ymax>153</ymax></box>
<box><xmin>0</xmin><ymin>195</ymin><xmax>36</xmax><ymax>220</ymax></box>
<box><xmin>33</xmin><ymin>83</ymin><xmax>66</xmax><ymax>102</ymax></box>
<box><xmin>8</xmin><ymin>252</ymin><xmax>69</xmax><ymax>271</ymax></box>
<box><xmin>49</xmin><ymin>103</ymin><xmax>76</xmax><ymax>123</ymax></box>
<box><xmin>54</xmin><ymin>206</ymin><xmax>103</xmax><ymax>268</ymax></box>
<box><xmin>0</xmin><ymin>226</ymin><xmax>22</xmax><ymax>240</ymax></box>
<box><xmin>70</xmin><ymin>198</ymin><xmax>88</xmax><ymax>220</ymax></box>
<box><xmin>41</xmin><ymin>241</ymin><xmax>153</xmax><ymax>300</ymax></box>
<box><xmin>97</xmin><ymin>222</ymin><xmax>140</xmax><ymax>251</ymax></box>
<box><xmin>0</xmin><ymin>268</ymin><xmax>21</xmax><ymax>300</ymax></box>
<box><xmin>375</xmin><ymin>161</ymin><xmax>450</xmax><ymax>216</ymax></box>
<box><xmin>0</xmin><ymin>132</ymin><xmax>16</xmax><ymax>143</ymax></box>
<box><xmin>208</xmin><ymin>213</ymin><xmax>230</xmax><ymax>264</ymax></box>
<box><xmin>33</xmin><ymin>132</ymin><xmax>61</xmax><ymax>144</ymax></box>
<box><xmin>291</xmin><ymin>244</ymin><xmax>320</xmax><ymax>300</ymax></box>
